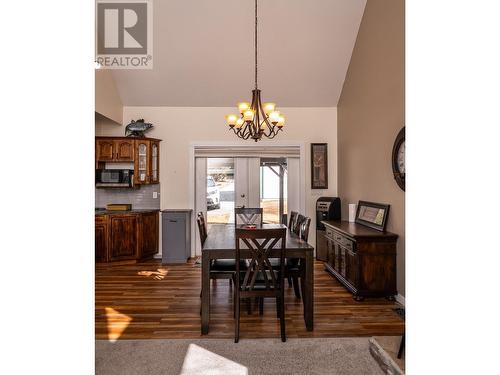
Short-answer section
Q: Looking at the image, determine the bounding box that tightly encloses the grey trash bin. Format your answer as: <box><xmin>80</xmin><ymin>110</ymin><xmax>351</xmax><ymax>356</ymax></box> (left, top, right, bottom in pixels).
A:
<box><xmin>161</xmin><ymin>209</ymin><xmax>192</xmax><ymax>264</ymax></box>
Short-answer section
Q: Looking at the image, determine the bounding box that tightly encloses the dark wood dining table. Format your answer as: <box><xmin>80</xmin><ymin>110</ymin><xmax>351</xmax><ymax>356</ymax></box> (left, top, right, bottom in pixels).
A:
<box><xmin>201</xmin><ymin>223</ymin><xmax>315</xmax><ymax>335</ymax></box>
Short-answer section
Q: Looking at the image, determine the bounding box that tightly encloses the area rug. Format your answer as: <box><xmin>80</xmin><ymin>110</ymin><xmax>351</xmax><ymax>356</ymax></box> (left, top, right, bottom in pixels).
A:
<box><xmin>96</xmin><ymin>337</ymin><xmax>384</xmax><ymax>375</ymax></box>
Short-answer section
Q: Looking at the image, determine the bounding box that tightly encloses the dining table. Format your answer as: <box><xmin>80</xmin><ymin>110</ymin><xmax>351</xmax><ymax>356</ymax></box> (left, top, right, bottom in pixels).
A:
<box><xmin>201</xmin><ymin>223</ymin><xmax>315</xmax><ymax>335</ymax></box>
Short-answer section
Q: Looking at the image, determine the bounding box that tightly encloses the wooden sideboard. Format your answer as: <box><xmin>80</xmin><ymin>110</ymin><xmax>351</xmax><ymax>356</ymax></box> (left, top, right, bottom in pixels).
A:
<box><xmin>321</xmin><ymin>220</ymin><xmax>398</xmax><ymax>301</ymax></box>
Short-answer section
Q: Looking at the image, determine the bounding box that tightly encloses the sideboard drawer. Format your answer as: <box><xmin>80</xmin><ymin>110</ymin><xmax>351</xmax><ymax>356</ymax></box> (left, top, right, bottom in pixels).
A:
<box><xmin>332</xmin><ymin>230</ymin><xmax>355</xmax><ymax>251</ymax></box>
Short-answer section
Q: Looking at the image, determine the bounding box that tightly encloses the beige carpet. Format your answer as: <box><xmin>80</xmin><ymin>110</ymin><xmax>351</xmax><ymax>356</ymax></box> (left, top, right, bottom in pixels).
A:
<box><xmin>96</xmin><ymin>337</ymin><xmax>384</xmax><ymax>375</ymax></box>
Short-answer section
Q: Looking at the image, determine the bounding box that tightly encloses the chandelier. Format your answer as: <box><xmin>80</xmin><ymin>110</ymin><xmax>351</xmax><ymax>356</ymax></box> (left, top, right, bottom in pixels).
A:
<box><xmin>225</xmin><ymin>0</ymin><xmax>285</xmax><ymax>142</ymax></box>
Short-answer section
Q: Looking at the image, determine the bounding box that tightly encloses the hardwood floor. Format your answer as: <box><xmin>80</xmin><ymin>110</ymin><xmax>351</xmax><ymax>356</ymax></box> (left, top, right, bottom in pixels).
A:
<box><xmin>95</xmin><ymin>259</ymin><xmax>404</xmax><ymax>340</ymax></box>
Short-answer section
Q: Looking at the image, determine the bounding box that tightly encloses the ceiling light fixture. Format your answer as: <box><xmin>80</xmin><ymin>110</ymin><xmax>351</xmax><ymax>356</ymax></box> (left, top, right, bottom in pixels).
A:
<box><xmin>225</xmin><ymin>0</ymin><xmax>285</xmax><ymax>142</ymax></box>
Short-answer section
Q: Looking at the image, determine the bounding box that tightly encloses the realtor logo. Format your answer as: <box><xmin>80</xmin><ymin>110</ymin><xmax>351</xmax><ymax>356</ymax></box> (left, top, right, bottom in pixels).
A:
<box><xmin>96</xmin><ymin>0</ymin><xmax>153</xmax><ymax>69</ymax></box>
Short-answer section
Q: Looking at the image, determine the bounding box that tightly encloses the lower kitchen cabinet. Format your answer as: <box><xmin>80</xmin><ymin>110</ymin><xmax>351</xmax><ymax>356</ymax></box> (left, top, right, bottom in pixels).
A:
<box><xmin>139</xmin><ymin>211</ymin><xmax>159</xmax><ymax>258</ymax></box>
<box><xmin>109</xmin><ymin>214</ymin><xmax>138</xmax><ymax>261</ymax></box>
<box><xmin>95</xmin><ymin>211</ymin><xmax>159</xmax><ymax>263</ymax></box>
<box><xmin>95</xmin><ymin>216</ymin><xmax>108</xmax><ymax>262</ymax></box>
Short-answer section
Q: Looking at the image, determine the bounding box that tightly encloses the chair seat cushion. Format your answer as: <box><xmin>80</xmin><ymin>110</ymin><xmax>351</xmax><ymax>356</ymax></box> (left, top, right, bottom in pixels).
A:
<box><xmin>239</xmin><ymin>269</ymin><xmax>281</xmax><ymax>290</ymax></box>
<box><xmin>211</xmin><ymin>259</ymin><xmax>248</xmax><ymax>271</ymax></box>
<box><xmin>269</xmin><ymin>258</ymin><xmax>300</xmax><ymax>270</ymax></box>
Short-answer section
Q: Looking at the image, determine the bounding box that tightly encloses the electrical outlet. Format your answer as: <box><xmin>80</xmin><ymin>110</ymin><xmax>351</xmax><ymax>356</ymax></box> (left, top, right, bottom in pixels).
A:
<box><xmin>153</xmin><ymin>192</ymin><xmax>158</xmax><ymax>199</ymax></box>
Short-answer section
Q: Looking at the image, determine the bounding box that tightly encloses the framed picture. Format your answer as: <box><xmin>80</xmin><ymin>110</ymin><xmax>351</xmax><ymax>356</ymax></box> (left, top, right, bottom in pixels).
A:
<box><xmin>311</xmin><ymin>143</ymin><xmax>328</xmax><ymax>189</ymax></box>
<box><xmin>355</xmin><ymin>201</ymin><xmax>390</xmax><ymax>232</ymax></box>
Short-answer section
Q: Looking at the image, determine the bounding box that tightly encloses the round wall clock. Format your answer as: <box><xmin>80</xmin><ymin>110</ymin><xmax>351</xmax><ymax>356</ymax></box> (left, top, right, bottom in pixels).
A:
<box><xmin>392</xmin><ymin>127</ymin><xmax>405</xmax><ymax>191</ymax></box>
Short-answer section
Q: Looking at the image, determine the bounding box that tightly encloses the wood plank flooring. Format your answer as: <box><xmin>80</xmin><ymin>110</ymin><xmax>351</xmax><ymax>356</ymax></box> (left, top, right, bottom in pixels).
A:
<box><xmin>95</xmin><ymin>259</ymin><xmax>404</xmax><ymax>340</ymax></box>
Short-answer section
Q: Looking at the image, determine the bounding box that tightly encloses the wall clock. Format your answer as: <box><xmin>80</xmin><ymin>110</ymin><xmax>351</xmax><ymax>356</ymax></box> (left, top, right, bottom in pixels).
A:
<box><xmin>392</xmin><ymin>127</ymin><xmax>405</xmax><ymax>191</ymax></box>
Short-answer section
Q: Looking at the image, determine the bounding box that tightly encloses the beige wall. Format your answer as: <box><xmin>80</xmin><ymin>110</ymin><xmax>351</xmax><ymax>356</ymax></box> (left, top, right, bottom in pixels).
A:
<box><xmin>96</xmin><ymin>106</ymin><xmax>338</xmax><ymax>248</ymax></box>
<box><xmin>95</xmin><ymin>70</ymin><xmax>123</xmax><ymax>125</ymax></box>
<box><xmin>337</xmin><ymin>0</ymin><xmax>405</xmax><ymax>296</ymax></box>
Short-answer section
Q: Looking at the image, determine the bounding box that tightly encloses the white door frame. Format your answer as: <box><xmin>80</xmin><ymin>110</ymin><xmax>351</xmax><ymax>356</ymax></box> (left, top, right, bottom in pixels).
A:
<box><xmin>188</xmin><ymin>141</ymin><xmax>306</xmax><ymax>257</ymax></box>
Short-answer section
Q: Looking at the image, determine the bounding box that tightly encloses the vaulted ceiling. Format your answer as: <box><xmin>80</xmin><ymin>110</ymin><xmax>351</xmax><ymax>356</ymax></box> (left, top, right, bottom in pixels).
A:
<box><xmin>111</xmin><ymin>0</ymin><xmax>366</xmax><ymax>107</ymax></box>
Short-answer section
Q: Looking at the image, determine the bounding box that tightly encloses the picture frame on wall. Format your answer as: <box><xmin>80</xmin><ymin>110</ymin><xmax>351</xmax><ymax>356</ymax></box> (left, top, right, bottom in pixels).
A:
<box><xmin>311</xmin><ymin>143</ymin><xmax>328</xmax><ymax>189</ymax></box>
<box><xmin>355</xmin><ymin>201</ymin><xmax>390</xmax><ymax>232</ymax></box>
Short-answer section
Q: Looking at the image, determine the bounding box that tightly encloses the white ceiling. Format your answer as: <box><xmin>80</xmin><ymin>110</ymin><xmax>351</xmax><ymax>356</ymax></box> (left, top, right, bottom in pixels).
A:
<box><xmin>111</xmin><ymin>0</ymin><xmax>366</xmax><ymax>107</ymax></box>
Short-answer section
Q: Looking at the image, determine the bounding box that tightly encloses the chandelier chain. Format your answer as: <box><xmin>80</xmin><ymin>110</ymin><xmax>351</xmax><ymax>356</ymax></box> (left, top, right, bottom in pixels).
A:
<box><xmin>255</xmin><ymin>0</ymin><xmax>258</xmax><ymax>89</ymax></box>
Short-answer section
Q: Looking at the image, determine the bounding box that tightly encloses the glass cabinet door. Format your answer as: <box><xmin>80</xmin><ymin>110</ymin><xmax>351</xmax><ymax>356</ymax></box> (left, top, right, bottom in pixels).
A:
<box><xmin>151</xmin><ymin>142</ymin><xmax>158</xmax><ymax>183</ymax></box>
<box><xmin>135</xmin><ymin>141</ymin><xmax>149</xmax><ymax>184</ymax></box>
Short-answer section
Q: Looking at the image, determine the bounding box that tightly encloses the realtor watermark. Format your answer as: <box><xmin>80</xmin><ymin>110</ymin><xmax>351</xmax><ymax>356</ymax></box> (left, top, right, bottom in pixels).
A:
<box><xmin>96</xmin><ymin>0</ymin><xmax>153</xmax><ymax>69</ymax></box>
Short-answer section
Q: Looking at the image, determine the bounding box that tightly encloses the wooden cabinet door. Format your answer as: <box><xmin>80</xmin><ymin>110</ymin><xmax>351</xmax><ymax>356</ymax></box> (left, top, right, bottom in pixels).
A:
<box><xmin>326</xmin><ymin>237</ymin><xmax>335</xmax><ymax>268</ymax></box>
<box><xmin>345</xmin><ymin>248</ymin><xmax>358</xmax><ymax>286</ymax></box>
<box><xmin>115</xmin><ymin>139</ymin><xmax>135</xmax><ymax>161</ymax></box>
<box><xmin>109</xmin><ymin>215</ymin><xmax>138</xmax><ymax>261</ymax></box>
<box><xmin>139</xmin><ymin>212</ymin><xmax>158</xmax><ymax>258</ymax></box>
<box><xmin>134</xmin><ymin>140</ymin><xmax>150</xmax><ymax>184</ymax></box>
<box><xmin>96</xmin><ymin>139</ymin><xmax>115</xmax><ymax>161</ymax></box>
<box><xmin>149</xmin><ymin>140</ymin><xmax>160</xmax><ymax>184</ymax></box>
<box><xmin>95</xmin><ymin>217</ymin><xmax>108</xmax><ymax>262</ymax></box>
<box><xmin>316</xmin><ymin>231</ymin><xmax>327</xmax><ymax>261</ymax></box>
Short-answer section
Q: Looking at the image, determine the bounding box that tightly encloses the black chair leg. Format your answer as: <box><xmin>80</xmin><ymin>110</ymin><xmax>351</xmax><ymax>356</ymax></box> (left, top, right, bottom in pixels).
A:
<box><xmin>287</xmin><ymin>276</ymin><xmax>292</xmax><ymax>287</ymax></box>
<box><xmin>246</xmin><ymin>298</ymin><xmax>252</xmax><ymax>315</ymax></box>
<box><xmin>259</xmin><ymin>297</ymin><xmax>264</xmax><ymax>315</ymax></box>
<box><xmin>279</xmin><ymin>294</ymin><xmax>286</xmax><ymax>342</ymax></box>
<box><xmin>235</xmin><ymin>298</ymin><xmax>240</xmax><ymax>343</ymax></box>
<box><xmin>276</xmin><ymin>297</ymin><xmax>281</xmax><ymax>318</ymax></box>
<box><xmin>292</xmin><ymin>276</ymin><xmax>301</xmax><ymax>299</ymax></box>
<box><xmin>397</xmin><ymin>333</ymin><xmax>405</xmax><ymax>359</ymax></box>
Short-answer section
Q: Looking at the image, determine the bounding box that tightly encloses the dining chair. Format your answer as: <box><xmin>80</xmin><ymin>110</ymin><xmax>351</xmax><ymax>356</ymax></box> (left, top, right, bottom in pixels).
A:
<box><xmin>234</xmin><ymin>227</ymin><xmax>287</xmax><ymax>343</ymax></box>
<box><xmin>234</xmin><ymin>207</ymin><xmax>263</xmax><ymax>226</ymax></box>
<box><xmin>197</xmin><ymin>212</ymin><xmax>246</xmax><ymax>296</ymax></box>
<box><xmin>287</xmin><ymin>216</ymin><xmax>311</xmax><ymax>299</ymax></box>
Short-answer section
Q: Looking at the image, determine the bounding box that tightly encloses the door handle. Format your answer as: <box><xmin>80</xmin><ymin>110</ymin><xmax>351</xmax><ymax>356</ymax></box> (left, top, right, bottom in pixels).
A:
<box><xmin>240</xmin><ymin>194</ymin><xmax>245</xmax><ymax>198</ymax></box>
<box><xmin>169</xmin><ymin>220</ymin><xmax>177</xmax><ymax>223</ymax></box>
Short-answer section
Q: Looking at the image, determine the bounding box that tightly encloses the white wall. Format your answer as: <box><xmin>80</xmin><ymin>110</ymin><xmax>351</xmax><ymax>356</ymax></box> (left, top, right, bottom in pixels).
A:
<box><xmin>96</xmin><ymin>106</ymin><xmax>338</xmax><ymax>249</ymax></box>
<box><xmin>95</xmin><ymin>70</ymin><xmax>123</xmax><ymax>125</ymax></box>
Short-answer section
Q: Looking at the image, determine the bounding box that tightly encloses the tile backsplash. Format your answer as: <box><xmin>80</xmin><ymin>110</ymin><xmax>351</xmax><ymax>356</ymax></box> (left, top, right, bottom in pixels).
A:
<box><xmin>95</xmin><ymin>184</ymin><xmax>160</xmax><ymax>209</ymax></box>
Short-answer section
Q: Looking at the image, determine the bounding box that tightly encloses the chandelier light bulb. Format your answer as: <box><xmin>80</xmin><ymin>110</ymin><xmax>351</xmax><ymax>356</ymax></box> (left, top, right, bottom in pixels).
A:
<box><xmin>226</xmin><ymin>114</ymin><xmax>238</xmax><ymax>127</ymax></box>
<box><xmin>277</xmin><ymin>115</ymin><xmax>285</xmax><ymax>127</ymax></box>
<box><xmin>263</xmin><ymin>103</ymin><xmax>276</xmax><ymax>115</ymax></box>
<box><xmin>269</xmin><ymin>110</ymin><xmax>280</xmax><ymax>124</ymax></box>
<box><xmin>243</xmin><ymin>109</ymin><xmax>255</xmax><ymax>122</ymax></box>
<box><xmin>238</xmin><ymin>102</ymin><xmax>251</xmax><ymax>114</ymax></box>
<box><xmin>235</xmin><ymin>118</ymin><xmax>244</xmax><ymax>128</ymax></box>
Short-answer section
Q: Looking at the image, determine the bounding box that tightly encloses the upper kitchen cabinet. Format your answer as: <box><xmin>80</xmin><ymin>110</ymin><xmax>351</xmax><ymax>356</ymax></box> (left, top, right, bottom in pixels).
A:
<box><xmin>96</xmin><ymin>138</ymin><xmax>135</xmax><ymax>162</ymax></box>
<box><xmin>95</xmin><ymin>137</ymin><xmax>161</xmax><ymax>185</ymax></box>
<box><xmin>134</xmin><ymin>139</ymin><xmax>150</xmax><ymax>185</ymax></box>
<box><xmin>150</xmin><ymin>140</ymin><xmax>160</xmax><ymax>184</ymax></box>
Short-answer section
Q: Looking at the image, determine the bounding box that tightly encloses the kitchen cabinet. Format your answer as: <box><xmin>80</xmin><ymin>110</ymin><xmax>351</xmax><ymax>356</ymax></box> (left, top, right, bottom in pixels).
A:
<box><xmin>109</xmin><ymin>214</ymin><xmax>138</xmax><ymax>261</ymax></box>
<box><xmin>95</xmin><ymin>137</ymin><xmax>161</xmax><ymax>185</ymax></box>
<box><xmin>134</xmin><ymin>139</ymin><xmax>150</xmax><ymax>185</ymax></box>
<box><xmin>95</xmin><ymin>210</ymin><xmax>159</xmax><ymax>263</ymax></box>
<box><xmin>96</xmin><ymin>139</ymin><xmax>134</xmax><ymax>162</ymax></box>
<box><xmin>322</xmin><ymin>220</ymin><xmax>398</xmax><ymax>301</ymax></box>
<box><xmin>139</xmin><ymin>211</ymin><xmax>159</xmax><ymax>258</ymax></box>
<box><xmin>149</xmin><ymin>140</ymin><xmax>160</xmax><ymax>184</ymax></box>
<box><xmin>95</xmin><ymin>216</ymin><xmax>108</xmax><ymax>262</ymax></box>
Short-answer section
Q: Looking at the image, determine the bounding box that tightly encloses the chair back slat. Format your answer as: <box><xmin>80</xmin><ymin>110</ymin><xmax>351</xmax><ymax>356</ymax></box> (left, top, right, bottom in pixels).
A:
<box><xmin>235</xmin><ymin>228</ymin><xmax>286</xmax><ymax>293</ymax></box>
<box><xmin>299</xmin><ymin>216</ymin><xmax>311</xmax><ymax>242</ymax></box>
<box><xmin>235</xmin><ymin>207</ymin><xmax>263</xmax><ymax>225</ymax></box>
<box><xmin>288</xmin><ymin>211</ymin><xmax>298</xmax><ymax>231</ymax></box>
<box><xmin>196</xmin><ymin>212</ymin><xmax>207</xmax><ymax>245</ymax></box>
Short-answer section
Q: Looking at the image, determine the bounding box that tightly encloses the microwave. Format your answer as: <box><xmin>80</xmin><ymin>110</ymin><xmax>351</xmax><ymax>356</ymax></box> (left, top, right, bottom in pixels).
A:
<box><xmin>96</xmin><ymin>169</ymin><xmax>134</xmax><ymax>188</ymax></box>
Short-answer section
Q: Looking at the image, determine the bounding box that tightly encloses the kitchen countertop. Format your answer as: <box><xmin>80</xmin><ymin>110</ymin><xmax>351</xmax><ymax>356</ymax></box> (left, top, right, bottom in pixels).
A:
<box><xmin>95</xmin><ymin>208</ymin><xmax>160</xmax><ymax>216</ymax></box>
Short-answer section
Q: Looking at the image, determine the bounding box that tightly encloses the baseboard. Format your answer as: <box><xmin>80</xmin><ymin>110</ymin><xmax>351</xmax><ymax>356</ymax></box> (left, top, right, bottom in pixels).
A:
<box><xmin>395</xmin><ymin>293</ymin><xmax>405</xmax><ymax>306</ymax></box>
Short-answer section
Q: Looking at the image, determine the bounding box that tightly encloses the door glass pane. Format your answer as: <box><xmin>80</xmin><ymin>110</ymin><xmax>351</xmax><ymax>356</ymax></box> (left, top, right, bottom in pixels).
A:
<box><xmin>206</xmin><ymin>158</ymin><xmax>234</xmax><ymax>224</ymax></box>
<box><xmin>260</xmin><ymin>158</ymin><xmax>287</xmax><ymax>224</ymax></box>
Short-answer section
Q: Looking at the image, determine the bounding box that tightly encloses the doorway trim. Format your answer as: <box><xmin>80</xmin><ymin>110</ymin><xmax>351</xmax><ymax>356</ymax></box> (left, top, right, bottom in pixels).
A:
<box><xmin>188</xmin><ymin>141</ymin><xmax>306</xmax><ymax>257</ymax></box>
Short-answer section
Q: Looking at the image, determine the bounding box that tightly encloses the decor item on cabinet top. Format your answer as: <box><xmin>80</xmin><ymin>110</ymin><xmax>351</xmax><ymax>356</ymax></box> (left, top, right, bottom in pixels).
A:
<box><xmin>125</xmin><ymin>119</ymin><xmax>154</xmax><ymax>137</ymax></box>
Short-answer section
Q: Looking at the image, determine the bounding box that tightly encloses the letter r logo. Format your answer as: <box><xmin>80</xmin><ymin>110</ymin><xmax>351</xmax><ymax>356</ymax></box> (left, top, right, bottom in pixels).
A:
<box><xmin>97</xmin><ymin>2</ymin><xmax>148</xmax><ymax>54</ymax></box>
